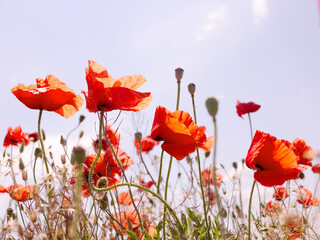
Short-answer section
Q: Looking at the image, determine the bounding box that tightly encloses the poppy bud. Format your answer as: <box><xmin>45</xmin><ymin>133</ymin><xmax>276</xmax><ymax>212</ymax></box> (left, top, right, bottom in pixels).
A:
<box><xmin>175</xmin><ymin>67</ymin><xmax>184</xmax><ymax>83</ymax></box>
<box><xmin>135</xmin><ymin>132</ymin><xmax>142</xmax><ymax>142</ymax></box>
<box><xmin>19</xmin><ymin>158</ymin><xmax>25</xmax><ymax>170</ymax></box>
<box><xmin>22</xmin><ymin>170</ymin><xmax>28</xmax><ymax>181</ymax></box>
<box><xmin>79</xmin><ymin>115</ymin><xmax>85</xmax><ymax>124</ymax></box>
<box><xmin>28</xmin><ymin>210</ymin><xmax>37</xmax><ymax>223</ymax></box>
<box><xmin>61</xmin><ymin>155</ymin><xmax>66</xmax><ymax>164</ymax></box>
<box><xmin>205</xmin><ymin>151</ymin><xmax>210</xmax><ymax>158</ymax></box>
<box><xmin>99</xmin><ymin>194</ymin><xmax>108</xmax><ymax>210</ymax></box>
<box><xmin>188</xmin><ymin>83</ymin><xmax>196</xmax><ymax>96</ymax></box>
<box><xmin>33</xmin><ymin>184</ymin><xmax>39</xmax><ymax>195</ymax></box>
<box><xmin>7</xmin><ymin>208</ymin><xmax>13</xmax><ymax>218</ymax></box>
<box><xmin>97</xmin><ymin>176</ymin><xmax>109</xmax><ymax>188</ymax></box>
<box><xmin>205</xmin><ymin>97</ymin><xmax>219</xmax><ymax>119</ymax></box>
<box><xmin>70</xmin><ymin>146</ymin><xmax>86</xmax><ymax>165</ymax></box>
<box><xmin>232</xmin><ymin>162</ymin><xmax>238</xmax><ymax>169</ymax></box>
<box><xmin>79</xmin><ymin>131</ymin><xmax>84</xmax><ymax>139</ymax></box>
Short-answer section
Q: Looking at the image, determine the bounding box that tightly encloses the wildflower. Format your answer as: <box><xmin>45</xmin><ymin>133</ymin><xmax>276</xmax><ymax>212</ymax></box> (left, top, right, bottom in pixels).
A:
<box><xmin>201</xmin><ymin>168</ymin><xmax>223</xmax><ymax>187</ymax></box>
<box><xmin>0</xmin><ymin>185</ymin><xmax>35</xmax><ymax>202</ymax></box>
<box><xmin>134</xmin><ymin>135</ymin><xmax>159</xmax><ymax>154</ymax></box>
<box><xmin>292</xmin><ymin>138</ymin><xmax>314</xmax><ymax>166</ymax></box>
<box><xmin>236</xmin><ymin>100</ymin><xmax>261</xmax><ymax>118</ymax></box>
<box><xmin>296</xmin><ymin>187</ymin><xmax>319</xmax><ymax>208</ymax></box>
<box><xmin>140</xmin><ymin>179</ymin><xmax>154</xmax><ymax>189</ymax></box>
<box><xmin>11</xmin><ymin>75</ymin><xmax>83</xmax><ymax>118</ymax></box>
<box><xmin>283</xmin><ymin>214</ymin><xmax>304</xmax><ymax>240</ymax></box>
<box><xmin>117</xmin><ymin>192</ymin><xmax>139</xmax><ymax>206</ymax></box>
<box><xmin>150</xmin><ymin>106</ymin><xmax>207</xmax><ymax>160</ymax></box>
<box><xmin>198</xmin><ymin>126</ymin><xmax>215</xmax><ymax>152</ymax></box>
<box><xmin>273</xmin><ymin>186</ymin><xmax>289</xmax><ymax>201</ymax></box>
<box><xmin>263</xmin><ymin>201</ymin><xmax>282</xmax><ymax>215</ymax></box>
<box><xmin>3</xmin><ymin>126</ymin><xmax>30</xmax><ymax>147</ymax></box>
<box><xmin>312</xmin><ymin>163</ymin><xmax>320</xmax><ymax>173</ymax></box>
<box><xmin>245</xmin><ymin>130</ymin><xmax>307</xmax><ymax>187</ymax></box>
<box><xmin>82</xmin><ymin>60</ymin><xmax>152</xmax><ymax>113</ymax></box>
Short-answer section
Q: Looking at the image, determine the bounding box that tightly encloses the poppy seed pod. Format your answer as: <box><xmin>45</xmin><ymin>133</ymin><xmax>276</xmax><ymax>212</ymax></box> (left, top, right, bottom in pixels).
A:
<box><xmin>71</xmin><ymin>146</ymin><xmax>86</xmax><ymax>165</ymax></box>
<box><xmin>205</xmin><ymin>97</ymin><xmax>219</xmax><ymax>119</ymax></box>
<box><xmin>175</xmin><ymin>67</ymin><xmax>184</xmax><ymax>83</ymax></box>
<box><xmin>188</xmin><ymin>83</ymin><xmax>196</xmax><ymax>95</ymax></box>
<box><xmin>97</xmin><ymin>177</ymin><xmax>109</xmax><ymax>189</ymax></box>
<box><xmin>135</xmin><ymin>132</ymin><xmax>142</xmax><ymax>142</ymax></box>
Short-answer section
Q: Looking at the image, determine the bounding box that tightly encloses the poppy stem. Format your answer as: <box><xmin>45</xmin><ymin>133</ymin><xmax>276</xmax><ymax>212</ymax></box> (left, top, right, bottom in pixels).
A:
<box><xmin>176</xmin><ymin>82</ymin><xmax>181</xmax><ymax>110</ymax></box>
<box><xmin>138</xmin><ymin>141</ymin><xmax>157</xmax><ymax>186</ymax></box>
<box><xmin>157</xmin><ymin>150</ymin><xmax>164</xmax><ymax>195</ymax></box>
<box><xmin>37</xmin><ymin>109</ymin><xmax>50</xmax><ymax>175</ymax></box>
<box><xmin>248</xmin><ymin>180</ymin><xmax>256</xmax><ymax>239</ymax></box>
<box><xmin>91</xmin><ymin>182</ymin><xmax>183</xmax><ymax>231</ymax></box>
<box><xmin>248</xmin><ymin>113</ymin><xmax>253</xmax><ymax>140</ymax></box>
<box><xmin>190</xmin><ymin>93</ymin><xmax>209</xmax><ymax>236</ymax></box>
<box><xmin>212</xmin><ymin>117</ymin><xmax>223</xmax><ymax>221</ymax></box>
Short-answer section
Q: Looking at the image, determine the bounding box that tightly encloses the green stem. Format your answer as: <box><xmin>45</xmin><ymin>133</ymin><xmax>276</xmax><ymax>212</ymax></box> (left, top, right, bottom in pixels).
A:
<box><xmin>248</xmin><ymin>180</ymin><xmax>256</xmax><ymax>239</ymax></box>
<box><xmin>157</xmin><ymin>150</ymin><xmax>164</xmax><ymax>195</ymax></box>
<box><xmin>176</xmin><ymin>82</ymin><xmax>181</xmax><ymax>110</ymax></box>
<box><xmin>138</xmin><ymin>141</ymin><xmax>156</xmax><ymax>186</ymax></box>
<box><xmin>37</xmin><ymin>109</ymin><xmax>50</xmax><ymax>175</ymax></box>
<box><xmin>92</xmin><ymin>182</ymin><xmax>183</xmax><ymax>231</ymax></box>
<box><xmin>190</xmin><ymin>93</ymin><xmax>209</xmax><ymax>236</ymax></box>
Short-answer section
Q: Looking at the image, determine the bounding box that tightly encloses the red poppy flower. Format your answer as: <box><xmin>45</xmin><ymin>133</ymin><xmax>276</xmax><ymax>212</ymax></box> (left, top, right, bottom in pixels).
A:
<box><xmin>296</xmin><ymin>187</ymin><xmax>319</xmax><ymax>208</ymax></box>
<box><xmin>11</xmin><ymin>75</ymin><xmax>83</xmax><ymax>118</ymax></box>
<box><xmin>3</xmin><ymin>126</ymin><xmax>31</xmax><ymax>147</ymax></box>
<box><xmin>93</xmin><ymin>124</ymin><xmax>121</xmax><ymax>151</ymax></box>
<box><xmin>245</xmin><ymin>130</ymin><xmax>307</xmax><ymax>187</ymax></box>
<box><xmin>82</xmin><ymin>60</ymin><xmax>152</xmax><ymax>113</ymax></box>
<box><xmin>201</xmin><ymin>168</ymin><xmax>223</xmax><ymax>188</ymax></box>
<box><xmin>141</xmin><ymin>179</ymin><xmax>154</xmax><ymax>189</ymax></box>
<box><xmin>198</xmin><ymin>126</ymin><xmax>215</xmax><ymax>152</ymax></box>
<box><xmin>0</xmin><ymin>185</ymin><xmax>35</xmax><ymax>202</ymax></box>
<box><xmin>273</xmin><ymin>186</ymin><xmax>289</xmax><ymax>201</ymax></box>
<box><xmin>263</xmin><ymin>201</ymin><xmax>282</xmax><ymax>215</ymax></box>
<box><xmin>28</xmin><ymin>132</ymin><xmax>39</xmax><ymax>142</ymax></box>
<box><xmin>150</xmin><ymin>106</ymin><xmax>207</xmax><ymax>160</ymax></box>
<box><xmin>236</xmin><ymin>100</ymin><xmax>261</xmax><ymax>118</ymax></box>
<box><xmin>312</xmin><ymin>164</ymin><xmax>320</xmax><ymax>173</ymax></box>
<box><xmin>283</xmin><ymin>214</ymin><xmax>304</xmax><ymax>239</ymax></box>
<box><xmin>134</xmin><ymin>135</ymin><xmax>159</xmax><ymax>154</ymax></box>
<box><xmin>118</xmin><ymin>192</ymin><xmax>139</xmax><ymax>205</ymax></box>
<box><xmin>292</xmin><ymin>138</ymin><xmax>314</xmax><ymax>166</ymax></box>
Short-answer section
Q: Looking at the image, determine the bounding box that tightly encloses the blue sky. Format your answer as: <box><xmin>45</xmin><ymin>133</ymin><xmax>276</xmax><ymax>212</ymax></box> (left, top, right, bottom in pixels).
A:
<box><xmin>1</xmin><ymin>1</ymin><xmax>320</xmax><ymax>192</ymax></box>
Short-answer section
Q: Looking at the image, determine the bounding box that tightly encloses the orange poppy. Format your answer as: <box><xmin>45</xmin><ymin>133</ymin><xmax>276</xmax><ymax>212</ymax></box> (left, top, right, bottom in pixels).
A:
<box><xmin>11</xmin><ymin>75</ymin><xmax>83</xmax><ymax>118</ymax></box>
<box><xmin>3</xmin><ymin>126</ymin><xmax>30</xmax><ymax>147</ymax></box>
<box><xmin>134</xmin><ymin>135</ymin><xmax>159</xmax><ymax>154</ymax></box>
<box><xmin>198</xmin><ymin>126</ymin><xmax>215</xmax><ymax>152</ymax></box>
<box><xmin>283</xmin><ymin>214</ymin><xmax>304</xmax><ymax>240</ymax></box>
<box><xmin>117</xmin><ymin>191</ymin><xmax>139</xmax><ymax>205</ymax></box>
<box><xmin>150</xmin><ymin>106</ymin><xmax>207</xmax><ymax>160</ymax></box>
<box><xmin>296</xmin><ymin>187</ymin><xmax>319</xmax><ymax>208</ymax></box>
<box><xmin>263</xmin><ymin>201</ymin><xmax>282</xmax><ymax>215</ymax></box>
<box><xmin>236</xmin><ymin>100</ymin><xmax>261</xmax><ymax>118</ymax></box>
<box><xmin>82</xmin><ymin>60</ymin><xmax>152</xmax><ymax>113</ymax></box>
<box><xmin>312</xmin><ymin>163</ymin><xmax>320</xmax><ymax>173</ymax></box>
<box><xmin>245</xmin><ymin>130</ymin><xmax>307</xmax><ymax>187</ymax></box>
<box><xmin>292</xmin><ymin>138</ymin><xmax>314</xmax><ymax>166</ymax></box>
<box><xmin>0</xmin><ymin>185</ymin><xmax>35</xmax><ymax>202</ymax></box>
<box><xmin>201</xmin><ymin>168</ymin><xmax>223</xmax><ymax>188</ymax></box>
<box><xmin>273</xmin><ymin>186</ymin><xmax>289</xmax><ymax>201</ymax></box>
<box><xmin>93</xmin><ymin>124</ymin><xmax>121</xmax><ymax>151</ymax></box>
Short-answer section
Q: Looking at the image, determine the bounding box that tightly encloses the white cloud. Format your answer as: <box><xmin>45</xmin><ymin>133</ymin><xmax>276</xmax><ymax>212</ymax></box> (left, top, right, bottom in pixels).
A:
<box><xmin>252</xmin><ymin>0</ymin><xmax>268</xmax><ymax>24</ymax></box>
<box><xmin>196</xmin><ymin>5</ymin><xmax>227</xmax><ymax>41</ymax></box>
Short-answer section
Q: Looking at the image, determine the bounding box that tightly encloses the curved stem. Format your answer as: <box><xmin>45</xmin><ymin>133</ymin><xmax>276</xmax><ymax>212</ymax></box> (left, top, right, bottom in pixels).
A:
<box><xmin>93</xmin><ymin>182</ymin><xmax>183</xmax><ymax>231</ymax></box>
<box><xmin>157</xmin><ymin>150</ymin><xmax>164</xmax><ymax>195</ymax></box>
<box><xmin>248</xmin><ymin>180</ymin><xmax>256</xmax><ymax>239</ymax></box>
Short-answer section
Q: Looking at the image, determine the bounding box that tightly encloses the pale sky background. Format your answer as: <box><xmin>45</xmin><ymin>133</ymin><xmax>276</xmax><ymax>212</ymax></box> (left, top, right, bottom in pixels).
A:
<box><xmin>0</xmin><ymin>0</ymin><xmax>320</xmax><ymax>217</ymax></box>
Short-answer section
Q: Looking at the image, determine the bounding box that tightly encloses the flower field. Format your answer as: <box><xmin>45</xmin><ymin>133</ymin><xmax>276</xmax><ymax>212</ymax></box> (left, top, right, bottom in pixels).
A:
<box><xmin>1</xmin><ymin>60</ymin><xmax>319</xmax><ymax>239</ymax></box>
